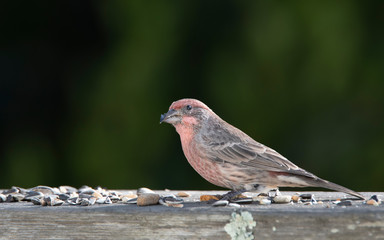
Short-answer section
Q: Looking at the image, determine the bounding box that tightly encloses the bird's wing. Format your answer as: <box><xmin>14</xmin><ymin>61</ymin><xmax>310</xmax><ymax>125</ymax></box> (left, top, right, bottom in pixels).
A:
<box><xmin>201</xmin><ymin>122</ymin><xmax>315</xmax><ymax>178</ymax></box>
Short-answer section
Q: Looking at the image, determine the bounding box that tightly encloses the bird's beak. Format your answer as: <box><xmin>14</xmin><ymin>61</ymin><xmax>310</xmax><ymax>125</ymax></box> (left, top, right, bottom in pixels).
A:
<box><xmin>160</xmin><ymin>108</ymin><xmax>181</xmax><ymax>124</ymax></box>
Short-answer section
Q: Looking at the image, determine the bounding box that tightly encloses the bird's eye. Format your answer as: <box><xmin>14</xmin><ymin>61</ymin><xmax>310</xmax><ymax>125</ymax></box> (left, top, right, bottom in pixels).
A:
<box><xmin>186</xmin><ymin>105</ymin><xmax>192</xmax><ymax>111</ymax></box>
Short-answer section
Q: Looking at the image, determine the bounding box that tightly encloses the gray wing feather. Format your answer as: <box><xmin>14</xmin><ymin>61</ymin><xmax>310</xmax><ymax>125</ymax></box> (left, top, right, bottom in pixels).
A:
<box><xmin>200</xmin><ymin>120</ymin><xmax>316</xmax><ymax>178</ymax></box>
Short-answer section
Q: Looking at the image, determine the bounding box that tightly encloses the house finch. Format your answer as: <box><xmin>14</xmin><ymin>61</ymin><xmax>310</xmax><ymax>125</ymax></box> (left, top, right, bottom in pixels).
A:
<box><xmin>160</xmin><ymin>98</ymin><xmax>364</xmax><ymax>200</ymax></box>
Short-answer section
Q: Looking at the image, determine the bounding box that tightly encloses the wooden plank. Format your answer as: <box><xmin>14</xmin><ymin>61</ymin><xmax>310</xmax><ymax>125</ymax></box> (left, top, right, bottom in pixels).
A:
<box><xmin>0</xmin><ymin>191</ymin><xmax>383</xmax><ymax>239</ymax></box>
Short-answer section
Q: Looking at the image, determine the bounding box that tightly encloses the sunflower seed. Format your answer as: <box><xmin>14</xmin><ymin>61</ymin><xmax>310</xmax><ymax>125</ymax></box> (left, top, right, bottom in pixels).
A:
<box><xmin>369</xmin><ymin>195</ymin><xmax>380</xmax><ymax>203</ymax></box>
<box><xmin>78</xmin><ymin>185</ymin><xmax>91</xmax><ymax>192</ymax></box>
<box><xmin>299</xmin><ymin>194</ymin><xmax>314</xmax><ymax>200</ymax></box>
<box><xmin>16</xmin><ymin>187</ymin><xmax>28</xmax><ymax>195</ymax></box>
<box><xmin>162</xmin><ymin>195</ymin><xmax>184</xmax><ymax>204</ymax></box>
<box><xmin>24</xmin><ymin>191</ymin><xmax>44</xmax><ymax>201</ymax></box>
<box><xmin>79</xmin><ymin>193</ymin><xmax>93</xmax><ymax>199</ymax></box>
<box><xmin>2</xmin><ymin>187</ymin><xmax>19</xmax><ymax>195</ymax></box>
<box><xmin>80</xmin><ymin>198</ymin><xmax>92</xmax><ymax>206</ymax></box>
<box><xmin>291</xmin><ymin>195</ymin><xmax>300</xmax><ymax>202</ymax></box>
<box><xmin>80</xmin><ymin>188</ymin><xmax>95</xmax><ymax>195</ymax></box>
<box><xmin>96</xmin><ymin>197</ymin><xmax>106</xmax><ymax>204</ymax></box>
<box><xmin>89</xmin><ymin>197</ymin><xmax>97</xmax><ymax>205</ymax></box>
<box><xmin>124</xmin><ymin>198</ymin><xmax>137</xmax><ymax>204</ymax></box>
<box><xmin>137</xmin><ymin>187</ymin><xmax>155</xmax><ymax>195</ymax></box>
<box><xmin>44</xmin><ymin>195</ymin><xmax>60</xmax><ymax>206</ymax></box>
<box><xmin>177</xmin><ymin>192</ymin><xmax>191</xmax><ymax>197</ymax></box>
<box><xmin>7</xmin><ymin>194</ymin><xmax>25</xmax><ymax>202</ymax></box>
<box><xmin>137</xmin><ymin>193</ymin><xmax>160</xmax><ymax>206</ymax></box>
<box><xmin>228</xmin><ymin>203</ymin><xmax>241</xmax><ymax>208</ymax></box>
<box><xmin>109</xmin><ymin>195</ymin><xmax>120</xmax><ymax>203</ymax></box>
<box><xmin>31</xmin><ymin>197</ymin><xmax>44</xmax><ymax>205</ymax></box>
<box><xmin>32</xmin><ymin>186</ymin><xmax>55</xmax><ymax>195</ymax></box>
<box><xmin>58</xmin><ymin>193</ymin><xmax>70</xmax><ymax>201</ymax></box>
<box><xmin>273</xmin><ymin>195</ymin><xmax>292</xmax><ymax>204</ymax></box>
<box><xmin>121</xmin><ymin>194</ymin><xmax>138</xmax><ymax>203</ymax></box>
<box><xmin>59</xmin><ymin>186</ymin><xmax>78</xmax><ymax>194</ymax></box>
<box><xmin>259</xmin><ymin>198</ymin><xmax>272</xmax><ymax>205</ymax></box>
<box><xmin>0</xmin><ymin>194</ymin><xmax>6</xmax><ymax>202</ymax></box>
<box><xmin>159</xmin><ymin>198</ymin><xmax>184</xmax><ymax>208</ymax></box>
<box><xmin>104</xmin><ymin>197</ymin><xmax>113</xmax><ymax>204</ymax></box>
<box><xmin>68</xmin><ymin>197</ymin><xmax>80</xmax><ymax>205</ymax></box>
<box><xmin>366</xmin><ymin>199</ymin><xmax>379</xmax><ymax>206</ymax></box>
<box><xmin>231</xmin><ymin>197</ymin><xmax>253</xmax><ymax>204</ymax></box>
<box><xmin>212</xmin><ymin>200</ymin><xmax>229</xmax><ymax>207</ymax></box>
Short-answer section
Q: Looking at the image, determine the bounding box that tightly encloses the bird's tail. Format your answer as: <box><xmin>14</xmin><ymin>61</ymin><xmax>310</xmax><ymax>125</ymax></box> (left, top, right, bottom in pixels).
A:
<box><xmin>309</xmin><ymin>177</ymin><xmax>365</xmax><ymax>200</ymax></box>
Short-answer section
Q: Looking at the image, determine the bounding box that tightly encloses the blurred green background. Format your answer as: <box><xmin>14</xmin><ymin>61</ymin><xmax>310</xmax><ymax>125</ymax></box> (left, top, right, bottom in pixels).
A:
<box><xmin>1</xmin><ymin>1</ymin><xmax>383</xmax><ymax>191</ymax></box>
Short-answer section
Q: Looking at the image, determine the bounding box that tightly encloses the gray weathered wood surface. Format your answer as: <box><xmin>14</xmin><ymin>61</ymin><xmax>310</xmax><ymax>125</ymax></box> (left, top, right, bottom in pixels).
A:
<box><xmin>0</xmin><ymin>191</ymin><xmax>383</xmax><ymax>240</ymax></box>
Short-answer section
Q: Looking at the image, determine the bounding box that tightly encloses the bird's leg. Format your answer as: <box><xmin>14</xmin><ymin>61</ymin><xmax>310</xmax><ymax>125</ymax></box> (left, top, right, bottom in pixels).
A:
<box><xmin>220</xmin><ymin>190</ymin><xmax>247</xmax><ymax>201</ymax></box>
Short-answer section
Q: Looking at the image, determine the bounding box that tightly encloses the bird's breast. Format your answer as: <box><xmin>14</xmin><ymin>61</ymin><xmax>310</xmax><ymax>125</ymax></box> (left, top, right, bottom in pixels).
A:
<box><xmin>176</xmin><ymin>128</ymin><xmax>228</xmax><ymax>188</ymax></box>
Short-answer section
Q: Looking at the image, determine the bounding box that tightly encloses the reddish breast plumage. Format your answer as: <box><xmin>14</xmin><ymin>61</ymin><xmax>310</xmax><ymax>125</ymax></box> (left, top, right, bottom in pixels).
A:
<box><xmin>175</xmin><ymin>122</ymin><xmax>227</xmax><ymax>188</ymax></box>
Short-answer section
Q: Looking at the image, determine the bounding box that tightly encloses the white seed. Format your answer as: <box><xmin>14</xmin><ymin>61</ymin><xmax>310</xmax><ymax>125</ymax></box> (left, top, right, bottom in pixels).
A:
<box><xmin>273</xmin><ymin>195</ymin><xmax>292</xmax><ymax>204</ymax></box>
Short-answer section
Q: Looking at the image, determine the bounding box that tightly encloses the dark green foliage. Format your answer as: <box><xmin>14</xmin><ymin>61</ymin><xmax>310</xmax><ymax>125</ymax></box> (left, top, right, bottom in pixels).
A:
<box><xmin>0</xmin><ymin>1</ymin><xmax>383</xmax><ymax>191</ymax></box>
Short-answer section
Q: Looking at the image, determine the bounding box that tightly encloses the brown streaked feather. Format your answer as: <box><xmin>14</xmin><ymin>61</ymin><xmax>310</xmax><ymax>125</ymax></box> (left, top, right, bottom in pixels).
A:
<box><xmin>200</xmin><ymin>119</ymin><xmax>317</xmax><ymax>179</ymax></box>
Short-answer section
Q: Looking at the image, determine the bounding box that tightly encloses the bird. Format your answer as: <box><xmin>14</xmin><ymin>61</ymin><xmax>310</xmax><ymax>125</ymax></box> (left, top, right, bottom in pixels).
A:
<box><xmin>160</xmin><ymin>98</ymin><xmax>364</xmax><ymax>200</ymax></box>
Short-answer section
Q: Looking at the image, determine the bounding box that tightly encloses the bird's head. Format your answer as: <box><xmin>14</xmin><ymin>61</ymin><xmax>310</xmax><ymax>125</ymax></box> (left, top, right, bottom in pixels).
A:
<box><xmin>160</xmin><ymin>99</ymin><xmax>212</xmax><ymax>128</ymax></box>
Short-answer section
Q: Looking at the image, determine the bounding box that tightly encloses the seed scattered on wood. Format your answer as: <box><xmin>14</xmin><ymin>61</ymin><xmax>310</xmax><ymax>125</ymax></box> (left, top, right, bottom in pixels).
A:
<box><xmin>44</xmin><ymin>195</ymin><xmax>61</xmax><ymax>206</ymax></box>
<box><xmin>291</xmin><ymin>195</ymin><xmax>300</xmax><ymax>202</ymax></box>
<box><xmin>32</xmin><ymin>186</ymin><xmax>55</xmax><ymax>195</ymax></box>
<box><xmin>369</xmin><ymin>195</ymin><xmax>380</xmax><ymax>203</ymax></box>
<box><xmin>68</xmin><ymin>197</ymin><xmax>80</xmax><ymax>205</ymax></box>
<box><xmin>25</xmin><ymin>191</ymin><xmax>44</xmax><ymax>201</ymax></box>
<box><xmin>177</xmin><ymin>192</ymin><xmax>191</xmax><ymax>197</ymax></box>
<box><xmin>96</xmin><ymin>197</ymin><xmax>106</xmax><ymax>204</ymax></box>
<box><xmin>231</xmin><ymin>197</ymin><xmax>253</xmax><ymax>204</ymax></box>
<box><xmin>0</xmin><ymin>194</ymin><xmax>7</xmax><ymax>202</ymax></box>
<box><xmin>121</xmin><ymin>195</ymin><xmax>137</xmax><ymax>203</ymax></box>
<box><xmin>79</xmin><ymin>193</ymin><xmax>93</xmax><ymax>199</ymax></box>
<box><xmin>80</xmin><ymin>188</ymin><xmax>95</xmax><ymax>195</ymax></box>
<box><xmin>104</xmin><ymin>197</ymin><xmax>113</xmax><ymax>204</ymax></box>
<box><xmin>254</xmin><ymin>198</ymin><xmax>272</xmax><ymax>205</ymax></box>
<box><xmin>31</xmin><ymin>197</ymin><xmax>44</xmax><ymax>205</ymax></box>
<box><xmin>299</xmin><ymin>194</ymin><xmax>313</xmax><ymax>200</ymax></box>
<box><xmin>200</xmin><ymin>195</ymin><xmax>220</xmax><ymax>201</ymax></box>
<box><xmin>2</xmin><ymin>187</ymin><xmax>19</xmax><ymax>195</ymax></box>
<box><xmin>80</xmin><ymin>198</ymin><xmax>92</xmax><ymax>206</ymax></box>
<box><xmin>159</xmin><ymin>198</ymin><xmax>184</xmax><ymax>208</ymax></box>
<box><xmin>228</xmin><ymin>203</ymin><xmax>241</xmax><ymax>208</ymax></box>
<box><xmin>366</xmin><ymin>199</ymin><xmax>379</xmax><ymax>206</ymax></box>
<box><xmin>109</xmin><ymin>195</ymin><xmax>120</xmax><ymax>203</ymax></box>
<box><xmin>162</xmin><ymin>195</ymin><xmax>184</xmax><ymax>204</ymax></box>
<box><xmin>124</xmin><ymin>198</ymin><xmax>137</xmax><ymax>204</ymax></box>
<box><xmin>137</xmin><ymin>188</ymin><xmax>155</xmax><ymax>195</ymax></box>
<box><xmin>212</xmin><ymin>200</ymin><xmax>229</xmax><ymax>207</ymax></box>
<box><xmin>121</xmin><ymin>194</ymin><xmax>138</xmax><ymax>200</ymax></box>
<box><xmin>273</xmin><ymin>195</ymin><xmax>292</xmax><ymax>204</ymax></box>
<box><xmin>137</xmin><ymin>193</ymin><xmax>160</xmax><ymax>206</ymax></box>
<box><xmin>91</xmin><ymin>191</ymin><xmax>103</xmax><ymax>198</ymax></box>
<box><xmin>10</xmin><ymin>194</ymin><xmax>25</xmax><ymax>202</ymax></box>
<box><xmin>58</xmin><ymin>193</ymin><xmax>70</xmax><ymax>201</ymax></box>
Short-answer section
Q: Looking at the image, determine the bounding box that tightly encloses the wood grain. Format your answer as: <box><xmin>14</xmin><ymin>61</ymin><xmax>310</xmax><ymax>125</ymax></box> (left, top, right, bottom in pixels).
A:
<box><xmin>0</xmin><ymin>191</ymin><xmax>383</xmax><ymax>239</ymax></box>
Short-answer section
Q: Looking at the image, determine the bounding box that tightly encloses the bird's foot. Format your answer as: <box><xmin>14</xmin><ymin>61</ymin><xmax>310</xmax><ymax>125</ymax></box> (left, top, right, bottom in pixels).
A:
<box><xmin>220</xmin><ymin>190</ymin><xmax>247</xmax><ymax>201</ymax></box>
<box><xmin>210</xmin><ymin>190</ymin><xmax>253</xmax><ymax>206</ymax></box>
<box><xmin>257</xmin><ymin>188</ymin><xmax>280</xmax><ymax>197</ymax></box>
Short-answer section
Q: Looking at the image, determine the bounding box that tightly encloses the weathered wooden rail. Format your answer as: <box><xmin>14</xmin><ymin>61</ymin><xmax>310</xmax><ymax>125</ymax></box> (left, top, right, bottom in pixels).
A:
<box><xmin>0</xmin><ymin>191</ymin><xmax>383</xmax><ymax>239</ymax></box>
